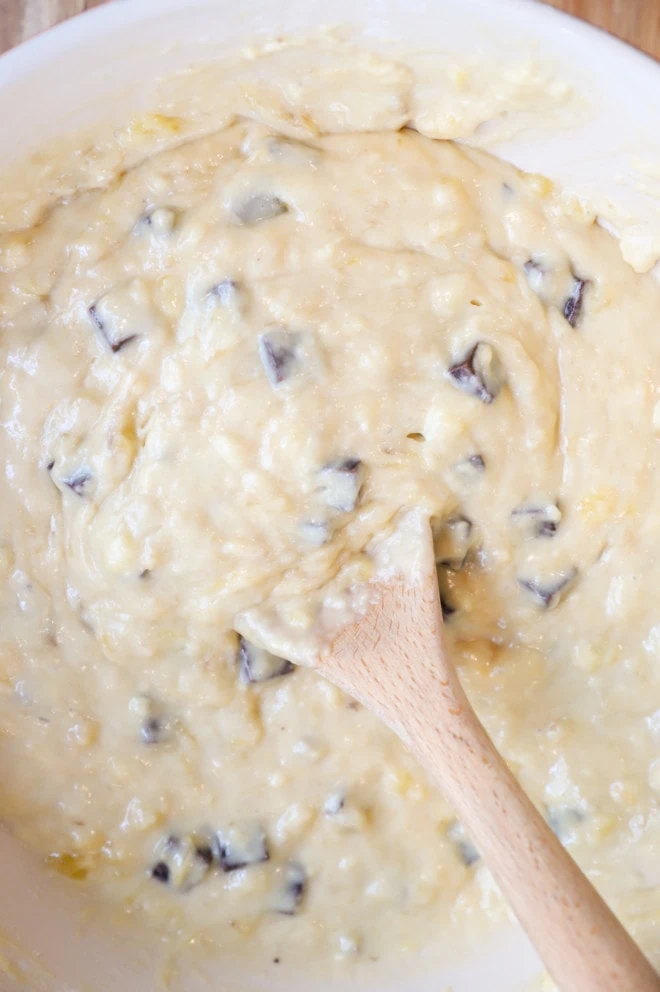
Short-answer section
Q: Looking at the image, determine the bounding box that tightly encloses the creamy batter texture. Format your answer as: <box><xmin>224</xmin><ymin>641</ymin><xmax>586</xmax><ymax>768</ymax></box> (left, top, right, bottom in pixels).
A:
<box><xmin>2</xmin><ymin>40</ymin><xmax>660</xmax><ymax>975</ymax></box>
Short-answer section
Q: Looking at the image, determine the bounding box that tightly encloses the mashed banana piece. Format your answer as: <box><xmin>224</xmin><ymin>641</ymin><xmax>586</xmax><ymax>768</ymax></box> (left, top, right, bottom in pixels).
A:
<box><xmin>2</xmin><ymin>52</ymin><xmax>660</xmax><ymax>972</ymax></box>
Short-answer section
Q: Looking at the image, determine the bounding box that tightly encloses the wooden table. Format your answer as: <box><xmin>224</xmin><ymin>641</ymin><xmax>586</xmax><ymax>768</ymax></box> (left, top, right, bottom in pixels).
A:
<box><xmin>1</xmin><ymin>0</ymin><xmax>659</xmax><ymax>60</ymax></box>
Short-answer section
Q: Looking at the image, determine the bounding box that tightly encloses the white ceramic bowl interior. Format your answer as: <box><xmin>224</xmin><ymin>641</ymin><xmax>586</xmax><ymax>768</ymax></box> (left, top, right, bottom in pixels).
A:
<box><xmin>0</xmin><ymin>2</ymin><xmax>659</xmax><ymax>990</ymax></box>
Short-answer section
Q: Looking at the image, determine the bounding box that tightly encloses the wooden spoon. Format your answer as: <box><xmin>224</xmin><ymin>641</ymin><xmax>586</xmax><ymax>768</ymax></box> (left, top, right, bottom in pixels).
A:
<box><xmin>315</xmin><ymin>511</ymin><xmax>660</xmax><ymax>992</ymax></box>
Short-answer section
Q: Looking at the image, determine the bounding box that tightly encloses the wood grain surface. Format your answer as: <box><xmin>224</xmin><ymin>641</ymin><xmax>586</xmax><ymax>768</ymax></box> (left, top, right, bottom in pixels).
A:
<box><xmin>0</xmin><ymin>0</ymin><xmax>659</xmax><ymax>59</ymax></box>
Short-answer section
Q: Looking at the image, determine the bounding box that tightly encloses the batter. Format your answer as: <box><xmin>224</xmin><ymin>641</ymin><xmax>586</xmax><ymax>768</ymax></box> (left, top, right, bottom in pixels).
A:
<box><xmin>2</xmin><ymin>42</ymin><xmax>660</xmax><ymax>972</ymax></box>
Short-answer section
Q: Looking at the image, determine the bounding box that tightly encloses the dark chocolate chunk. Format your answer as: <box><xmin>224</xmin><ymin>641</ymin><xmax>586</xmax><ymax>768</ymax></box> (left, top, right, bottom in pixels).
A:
<box><xmin>46</xmin><ymin>459</ymin><xmax>55</xmax><ymax>472</ymax></box>
<box><xmin>299</xmin><ymin>519</ymin><xmax>333</xmax><ymax>547</ymax></box>
<box><xmin>448</xmin><ymin>342</ymin><xmax>504</xmax><ymax>404</ymax></box>
<box><xmin>151</xmin><ymin>861</ymin><xmax>170</xmax><ymax>883</ymax></box>
<box><xmin>563</xmin><ymin>276</ymin><xmax>587</xmax><ymax>327</ymax></box>
<box><xmin>214</xmin><ymin>824</ymin><xmax>270</xmax><ymax>872</ymax></box>
<box><xmin>211</xmin><ymin>278</ymin><xmax>241</xmax><ymax>306</ymax></box>
<box><xmin>460</xmin><ymin>845</ymin><xmax>480</xmax><ymax>868</ymax></box>
<box><xmin>536</xmin><ymin>519</ymin><xmax>558</xmax><ymax>538</ymax></box>
<box><xmin>258</xmin><ymin>329</ymin><xmax>300</xmax><ymax>386</ymax></box>
<box><xmin>453</xmin><ymin>453</ymin><xmax>486</xmax><ymax>484</ymax></box>
<box><xmin>141</xmin><ymin>716</ymin><xmax>167</xmax><ymax>745</ymax></box>
<box><xmin>239</xmin><ymin>637</ymin><xmax>294</xmax><ymax>683</ymax></box>
<box><xmin>323</xmin><ymin>790</ymin><xmax>346</xmax><ymax>816</ymax></box>
<box><xmin>512</xmin><ymin>502</ymin><xmax>561</xmax><ymax>539</ymax></box>
<box><xmin>317</xmin><ymin>458</ymin><xmax>365</xmax><ymax>514</ymax></box>
<box><xmin>195</xmin><ymin>844</ymin><xmax>214</xmax><ymax>866</ymax></box>
<box><xmin>523</xmin><ymin>258</ymin><xmax>547</xmax><ymax>296</ymax></box>
<box><xmin>519</xmin><ymin>567</ymin><xmax>578</xmax><ymax>609</ymax></box>
<box><xmin>440</xmin><ymin>594</ymin><xmax>456</xmax><ymax>620</ymax></box>
<box><xmin>235</xmin><ymin>194</ymin><xmax>288</xmax><ymax>226</ymax></box>
<box><xmin>547</xmin><ymin>805</ymin><xmax>584</xmax><ymax>844</ymax></box>
<box><xmin>89</xmin><ymin>303</ymin><xmax>137</xmax><ymax>354</ymax></box>
<box><xmin>150</xmin><ymin>834</ymin><xmax>212</xmax><ymax>891</ymax></box>
<box><xmin>447</xmin><ymin>821</ymin><xmax>480</xmax><ymax>867</ymax></box>
<box><xmin>65</xmin><ymin>470</ymin><xmax>92</xmax><ymax>497</ymax></box>
<box><xmin>132</xmin><ymin>693</ymin><xmax>171</xmax><ymax>746</ymax></box>
<box><xmin>141</xmin><ymin>207</ymin><xmax>179</xmax><ymax>234</ymax></box>
<box><xmin>273</xmin><ymin>862</ymin><xmax>307</xmax><ymax>915</ymax></box>
<box><xmin>322</xmin><ymin>791</ymin><xmax>365</xmax><ymax>829</ymax></box>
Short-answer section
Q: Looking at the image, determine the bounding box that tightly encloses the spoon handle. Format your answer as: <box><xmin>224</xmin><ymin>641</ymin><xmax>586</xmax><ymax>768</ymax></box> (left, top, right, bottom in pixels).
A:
<box><xmin>324</xmin><ymin>572</ymin><xmax>660</xmax><ymax>992</ymax></box>
<box><xmin>411</xmin><ymin>656</ymin><xmax>659</xmax><ymax>992</ymax></box>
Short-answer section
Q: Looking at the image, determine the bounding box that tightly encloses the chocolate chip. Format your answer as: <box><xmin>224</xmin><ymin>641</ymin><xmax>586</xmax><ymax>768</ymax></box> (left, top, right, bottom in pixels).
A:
<box><xmin>213</xmin><ymin>824</ymin><xmax>270</xmax><ymax>872</ymax></box>
<box><xmin>317</xmin><ymin>458</ymin><xmax>365</xmax><ymax>514</ymax></box>
<box><xmin>65</xmin><ymin>470</ymin><xmax>93</xmax><ymax>497</ymax></box>
<box><xmin>519</xmin><ymin>568</ymin><xmax>578</xmax><ymax>609</ymax></box>
<box><xmin>299</xmin><ymin>519</ymin><xmax>332</xmax><ymax>547</ymax></box>
<box><xmin>440</xmin><ymin>594</ymin><xmax>456</xmax><ymax>620</ymax></box>
<box><xmin>512</xmin><ymin>502</ymin><xmax>561</xmax><ymax>538</ymax></box>
<box><xmin>453</xmin><ymin>454</ymin><xmax>486</xmax><ymax>485</ymax></box>
<box><xmin>88</xmin><ymin>305</ymin><xmax>103</xmax><ymax>332</ymax></box>
<box><xmin>130</xmin><ymin>693</ymin><xmax>171</xmax><ymax>746</ymax></box>
<box><xmin>211</xmin><ymin>278</ymin><xmax>241</xmax><ymax>306</ymax></box>
<box><xmin>150</xmin><ymin>834</ymin><xmax>212</xmax><ymax>891</ymax></box>
<box><xmin>322</xmin><ymin>791</ymin><xmax>366</xmax><ymax>830</ymax></box>
<box><xmin>273</xmin><ymin>862</ymin><xmax>307</xmax><ymax>915</ymax></box>
<box><xmin>150</xmin><ymin>861</ymin><xmax>170</xmax><ymax>883</ymax></box>
<box><xmin>258</xmin><ymin>329</ymin><xmax>300</xmax><ymax>385</ymax></box>
<box><xmin>563</xmin><ymin>276</ymin><xmax>587</xmax><ymax>327</ymax></box>
<box><xmin>447</xmin><ymin>821</ymin><xmax>480</xmax><ymax>867</ymax></box>
<box><xmin>523</xmin><ymin>257</ymin><xmax>547</xmax><ymax>296</ymax></box>
<box><xmin>323</xmin><ymin>791</ymin><xmax>346</xmax><ymax>816</ymax></box>
<box><xmin>547</xmin><ymin>805</ymin><xmax>584</xmax><ymax>844</ymax></box>
<box><xmin>195</xmin><ymin>845</ymin><xmax>214</xmax><ymax>866</ymax></box>
<box><xmin>448</xmin><ymin>343</ymin><xmax>504</xmax><ymax>404</ymax></box>
<box><xmin>235</xmin><ymin>194</ymin><xmax>288</xmax><ymax>225</ymax></box>
<box><xmin>141</xmin><ymin>207</ymin><xmax>179</xmax><ymax>235</ymax></box>
<box><xmin>141</xmin><ymin>716</ymin><xmax>167</xmax><ymax>745</ymax></box>
<box><xmin>46</xmin><ymin>459</ymin><xmax>55</xmax><ymax>472</ymax></box>
<box><xmin>239</xmin><ymin>637</ymin><xmax>294</xmax><ymax>683</ymax></box>
<box><xmin>89</xmin><ymin>303</ymin><xmax>137</xmax><ymax>354</ymax></box>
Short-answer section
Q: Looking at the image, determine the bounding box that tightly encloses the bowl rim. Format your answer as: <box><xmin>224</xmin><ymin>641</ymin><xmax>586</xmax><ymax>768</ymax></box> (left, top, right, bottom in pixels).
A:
<box><xmin>0</xmin><ymin>3</ymin><xmax>658</xmax><ymax>992</ymax></box>
<box><xmin>0</xmin><ymin>0</ymin><xmax>659</xmax><ymax>83</ymax></box>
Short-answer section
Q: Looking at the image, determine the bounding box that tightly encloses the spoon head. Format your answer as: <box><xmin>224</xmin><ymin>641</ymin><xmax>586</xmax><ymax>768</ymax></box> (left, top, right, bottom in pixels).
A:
<box><xmin>316</xmin><ymin>511</ymin><xmax>447</xmax><ymax>719</ymax></box>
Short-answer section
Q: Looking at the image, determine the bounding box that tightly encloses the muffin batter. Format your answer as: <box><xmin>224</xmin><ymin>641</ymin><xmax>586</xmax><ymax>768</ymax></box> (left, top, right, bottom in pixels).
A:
<box><xmin>2</xmin><ymin>43</ymin><xmax>660</xmax><ymax>972</ymax></box>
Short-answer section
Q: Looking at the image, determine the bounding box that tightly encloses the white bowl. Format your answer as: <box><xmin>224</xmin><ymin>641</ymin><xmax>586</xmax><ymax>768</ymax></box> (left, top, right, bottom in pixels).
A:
<box><xmin>0</xmin><ymin>2</ymin><xmax>659</xmax><ymax>990</ymax></box>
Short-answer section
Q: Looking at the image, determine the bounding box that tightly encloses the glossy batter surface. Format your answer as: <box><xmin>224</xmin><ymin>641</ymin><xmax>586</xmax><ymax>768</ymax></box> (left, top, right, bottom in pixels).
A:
<box><xmin>2</xmin><ymin>44</ymin><xmax>660</xmax><ymax>972</ymax></box>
